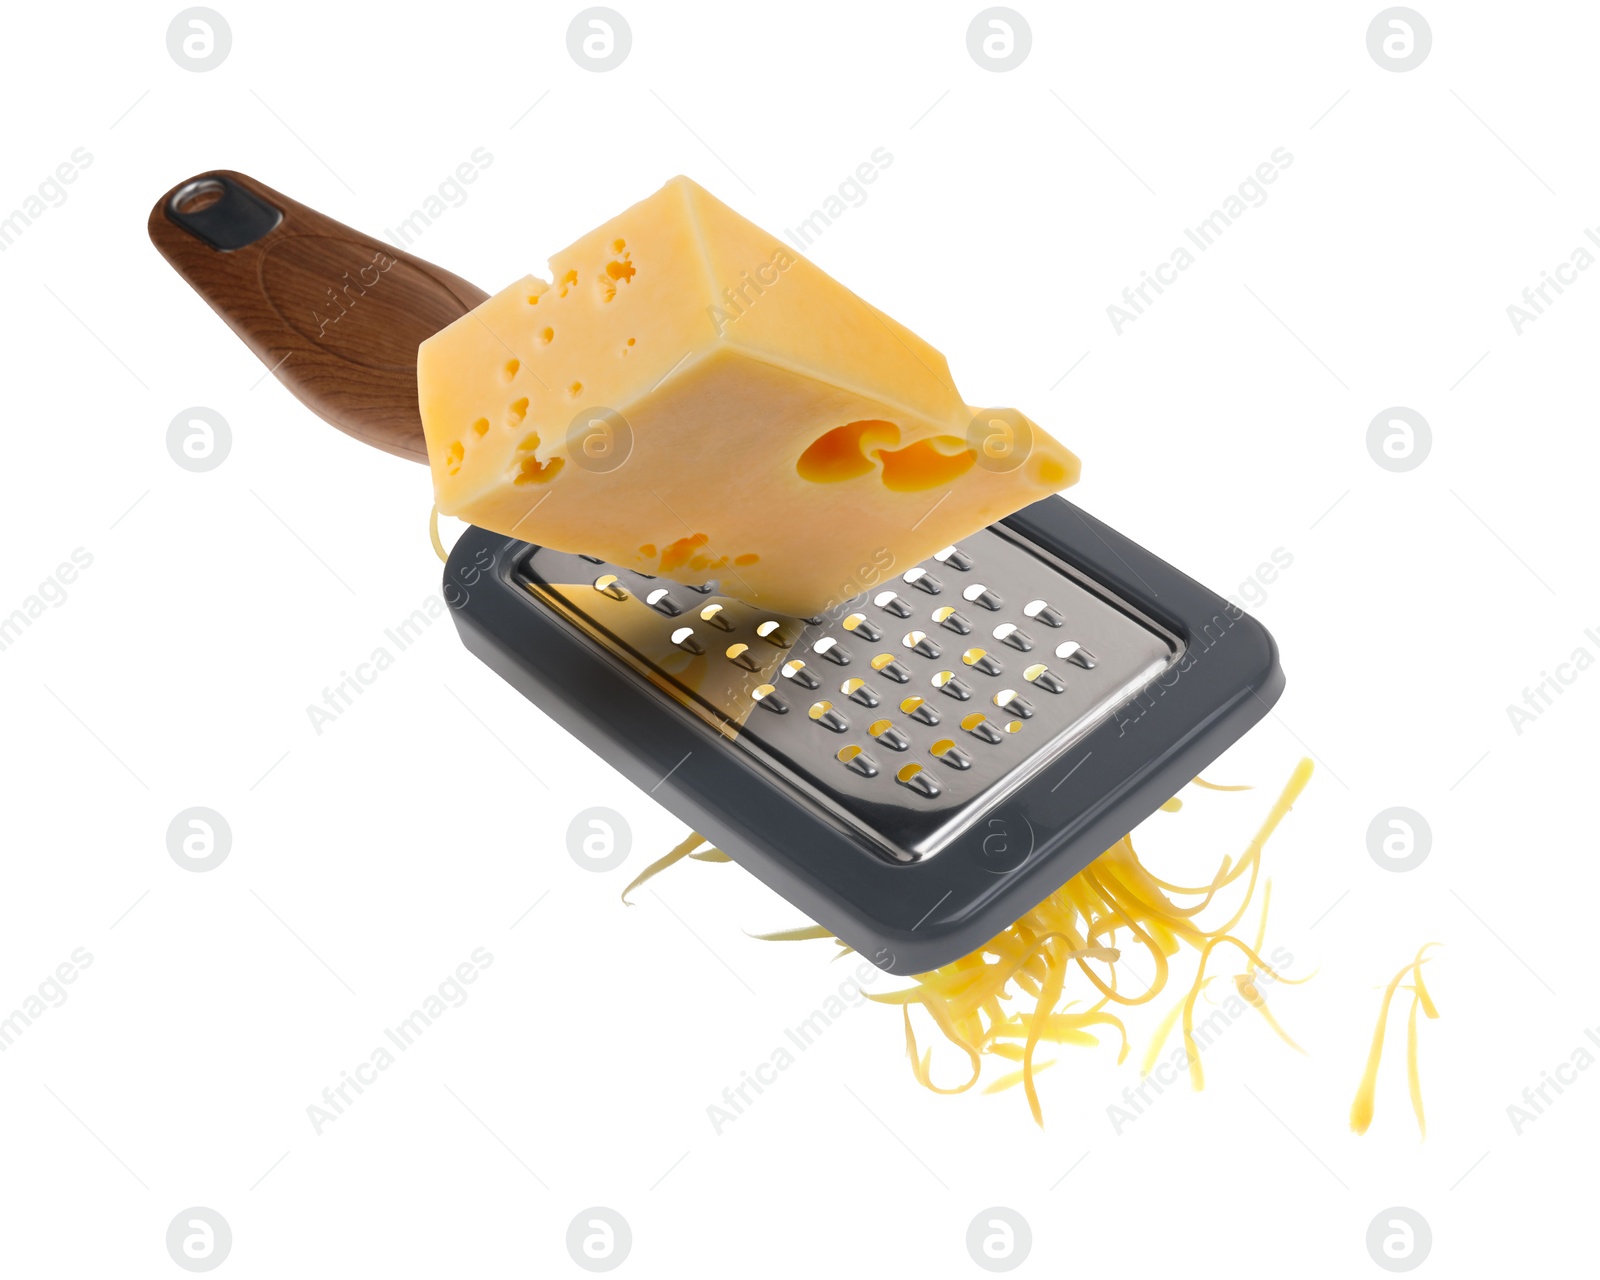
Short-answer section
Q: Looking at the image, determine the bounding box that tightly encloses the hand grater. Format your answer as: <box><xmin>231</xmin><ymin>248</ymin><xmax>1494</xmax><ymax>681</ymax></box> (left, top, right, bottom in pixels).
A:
<box><xmin>151</xmin><ymin>171</ymin><xmax>1285</xmax><ymax>975</ymax></box>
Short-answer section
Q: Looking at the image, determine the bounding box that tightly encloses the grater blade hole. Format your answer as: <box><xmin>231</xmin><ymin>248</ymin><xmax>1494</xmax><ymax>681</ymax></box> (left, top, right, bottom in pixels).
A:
<box><xmin>670</xmin><ymin>626</ymin><xmax>703</xmax><ymax>654</ymax></box>
<box><xmin>756</xmin><ymin>620</ymin><xmax>793</xmax><ymax>646</ymax></box>
<box><xmin>837</xmin><ymin>744</ymin><xmax>878</xmax><ymax>777</ymax></box>
<box><xmin>932</xmin><ymin>670</ymin><xmax>973</xmax><ymax>700</ymax></box>
<box><xmin>993</xmin><ymin>622</ymin><xmax>1033</xmax><ymax>651</ymax></box>
<box><xmin>752</xmin><ymin>683</ymin><xmax>788</xmax><ymax>713</ymax></box>
<box><xmin>1024</xmin><ymin>599</ymin><xmax>1065</xmax><ymax>627</ymax></box>
<box><xmin>842</xmin><ymin>613</ymin><xmax>883</xmax><ymax>642</ymax></box>
<box><xmin>1056</xmin><ymin>640</ymin><xmax>1097</xmax><ymax>668</ymax></box>
<box><xmin>842</xmin><ymin>677</ymin><xmax>879</xmax><ymax>707</ymax></box>
<box><xmin>870</xmin><ymin>653</ymin><xmax>911</xmax><ymax>683</ymax></box>
<box><xmin>895</xmin><ymin>761</ymin><xmax>940</xmax><ymax>796</ymax></box>
<box><xmin>960</xmin><ymin>712</ymin><xmax>1004</xmax><ymax>744</ymax></box>
<box><xmin>961</xmin><ymin>647</ymin><xmax>1004</xmax><ymax>676</ymax></box>
<box><xmin>994</xmin><ymin>689</ymin><xmax>1035</xmax><ymax>719</ymax></box>
<box><xmin>930</xmin><ymin>739</ymin><xmax>972</xmax><ymax>769</ymax></box>
<box><xmin>645</xmin><ymin>587</ymin><xmax>681</xmax><ymax>616</ymax></box>
<box><xmin>1024</xmin><ymin>663</ymin><xmax>1067</xmax><ymax>693</ymax></box>
<box><xmin>869</xmin><ymin>719</ymin><xmax>909</xmax><ymax>750</ymax></box>
<box><xmin>814</xmin><ymin>636</ymin><xmax>852</xmax><ymax>666</ymax></box>
<box><xmin>782</xmin><ymin>659</ymin><xmax>820</xmax><ymax>689</ymax></box>
<box><xmin>900</xmin><ymin>695</ymin><xmax>939</xmax><ymax>726</ymax></box>
<box><xmin>808</xmin><ymin>700</ymin><xmax>849</xmax><ymax>732</ymax></box>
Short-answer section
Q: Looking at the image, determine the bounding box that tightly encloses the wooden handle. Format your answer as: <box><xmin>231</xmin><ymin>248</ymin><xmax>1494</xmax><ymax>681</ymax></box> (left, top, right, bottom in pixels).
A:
<box><xmin>148</xmin><ymin>170</ymin><xmax>489</xmax><ymax>462</ymax></box>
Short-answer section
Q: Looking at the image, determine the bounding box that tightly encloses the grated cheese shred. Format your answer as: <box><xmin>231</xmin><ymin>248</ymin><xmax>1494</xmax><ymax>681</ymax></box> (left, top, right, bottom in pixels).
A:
<box><xmin>1349</xmin><ymin>943</ymin><xmax>1440</xmax><ymax>1137</ymax></box>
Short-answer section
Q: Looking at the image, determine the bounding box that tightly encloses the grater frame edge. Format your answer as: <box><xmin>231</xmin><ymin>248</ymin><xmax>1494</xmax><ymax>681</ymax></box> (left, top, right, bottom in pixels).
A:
<box><xmin>445</xmin><ymin>494</ymin><xmax>1285</xmax><ymax>976</ymax></box>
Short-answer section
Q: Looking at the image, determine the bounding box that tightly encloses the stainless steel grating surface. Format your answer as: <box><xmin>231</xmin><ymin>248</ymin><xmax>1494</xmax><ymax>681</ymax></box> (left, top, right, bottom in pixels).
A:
<box><xmin>515</xmin><ymin>525</ymin><xmax>1183</xmax><ymax>863</ymax></box>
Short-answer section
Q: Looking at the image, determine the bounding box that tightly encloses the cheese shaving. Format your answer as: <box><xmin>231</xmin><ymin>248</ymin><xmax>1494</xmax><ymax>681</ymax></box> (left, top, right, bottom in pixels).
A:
<box><xmin>619</xmin><ymin>831</ymin><xmax>730</xmax><ymax>904</ymax></box>
<box><xmin>744</xmin><ymin>760</ymin><xmax>1314</xmax><ymax>1125</ymax></box>
<box><xmin>429</xmin><ymin>503</ymin><xmax>448</xmax><ymax>564</ymax></box>
<box><xmin>1348</xmin><ymin>943</ymin><xmax>1441</xmax><ymax>1137</ymax></box>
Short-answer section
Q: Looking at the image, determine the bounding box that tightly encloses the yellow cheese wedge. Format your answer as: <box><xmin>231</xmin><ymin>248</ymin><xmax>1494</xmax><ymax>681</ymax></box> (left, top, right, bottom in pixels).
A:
<box><xmin>417</xmin><ymin>176</ymin><xmax>1078</xmax><ymax>616</ymax></box>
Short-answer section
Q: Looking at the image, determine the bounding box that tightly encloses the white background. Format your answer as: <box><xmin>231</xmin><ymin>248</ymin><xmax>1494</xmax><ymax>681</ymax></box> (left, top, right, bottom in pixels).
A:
<box><xmin>1</xmin><ymin>1</ymin><xmax>1594</xmax><ymax>1274</ymax></box>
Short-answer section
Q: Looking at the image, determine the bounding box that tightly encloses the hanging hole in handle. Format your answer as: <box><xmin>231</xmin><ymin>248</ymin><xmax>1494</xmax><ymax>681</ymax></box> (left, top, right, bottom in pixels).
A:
<box><xmin>165</xmin><ymin>174</ymin><xmax>284</xmax><ymax>251</ymax></box>
<box><xmin>172</xmin><ymin>180</ymin><xmax>226</xmax><ymax>215</ymax></box>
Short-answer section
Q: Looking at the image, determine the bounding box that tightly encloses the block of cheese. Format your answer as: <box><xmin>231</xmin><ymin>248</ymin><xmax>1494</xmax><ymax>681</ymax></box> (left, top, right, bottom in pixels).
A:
<box><xmin>417</xmin><ymin>176</ymin><xmax>1078</xmax><ymax>617</ymax></box>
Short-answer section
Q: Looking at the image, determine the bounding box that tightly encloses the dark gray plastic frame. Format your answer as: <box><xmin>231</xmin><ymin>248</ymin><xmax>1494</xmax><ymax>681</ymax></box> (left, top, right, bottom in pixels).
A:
<box><xmin>445</xmin><ymin>495</ymin><xmax>1284</xmax><ymax>975</ymax></box>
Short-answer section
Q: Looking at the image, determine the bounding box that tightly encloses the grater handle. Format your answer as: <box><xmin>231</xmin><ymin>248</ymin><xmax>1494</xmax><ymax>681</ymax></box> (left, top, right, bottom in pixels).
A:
<box><xmin>147</xmin><ymin>170</ymin><xmax>489</xmax><ymax>463</ymax></box>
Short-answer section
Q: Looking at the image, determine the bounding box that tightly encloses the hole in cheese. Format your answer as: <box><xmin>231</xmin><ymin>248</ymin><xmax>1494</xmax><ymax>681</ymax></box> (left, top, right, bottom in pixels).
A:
<box><xmin>876</xmin><ymin>436</ymin><xmax>976</xmax><ymax>493</ymax></box>
<box><xmin>796</xmin><ymin>420</ymin><xmax>901</xmax><ymax>484</ymax></box>
<box><xmin>514</xmin><ymin>455</ymin><xmax>562</xmax><ymax>485</ymax></box>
